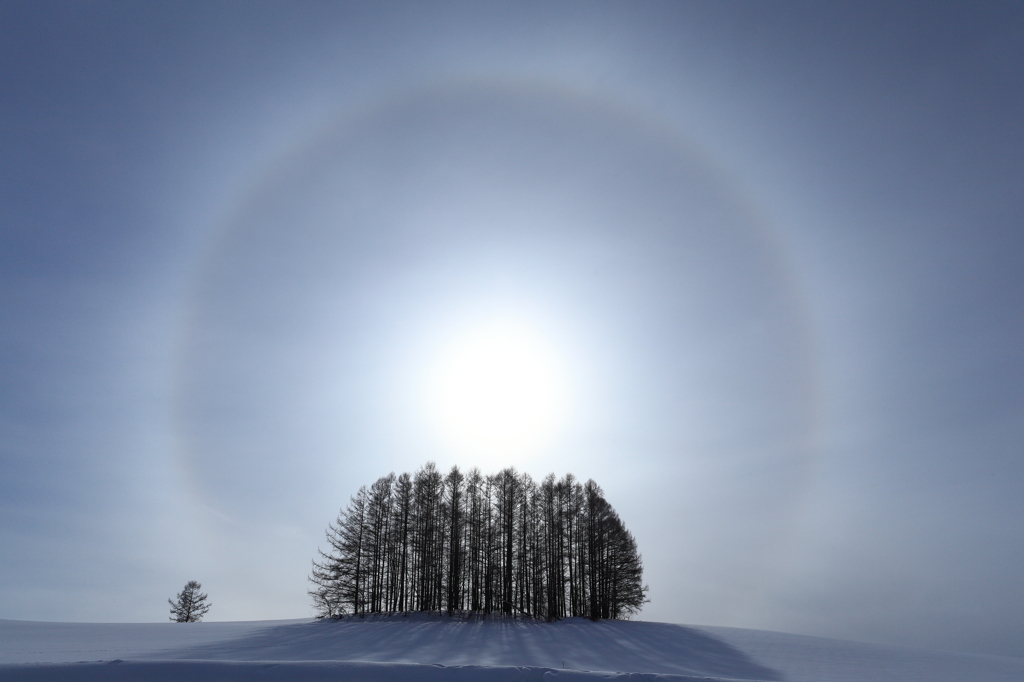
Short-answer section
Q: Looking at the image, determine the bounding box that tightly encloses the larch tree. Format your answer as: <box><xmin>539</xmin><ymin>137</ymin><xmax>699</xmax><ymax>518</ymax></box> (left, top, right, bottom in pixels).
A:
<box><xmin>168</xmin><ymin>580</ymin><xmax>211</xmax><ymax>622</ymax></box>
<box><xmin>309</xmin><ymin>463</ymin><xmax>648</xmax><ymax>621</ymax></box>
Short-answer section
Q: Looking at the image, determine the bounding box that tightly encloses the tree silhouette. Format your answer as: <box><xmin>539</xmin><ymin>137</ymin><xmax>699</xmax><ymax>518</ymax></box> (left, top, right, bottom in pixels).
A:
<box><xmin>310</xmin><ymin>463</ymin><xmax>648</xmax><ymax>620</ymax></box>
<box><xmin>168</xmin><ymin>580</ymin><xmax>211</xmax><ymax>622</ymax></box>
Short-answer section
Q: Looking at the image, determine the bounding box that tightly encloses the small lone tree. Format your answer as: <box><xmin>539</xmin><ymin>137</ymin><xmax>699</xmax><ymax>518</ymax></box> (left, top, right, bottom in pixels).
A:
<box><xmin>169</xmin><ymin>580</ymin><xmax>211</xmax><ymax>622</ymax></box>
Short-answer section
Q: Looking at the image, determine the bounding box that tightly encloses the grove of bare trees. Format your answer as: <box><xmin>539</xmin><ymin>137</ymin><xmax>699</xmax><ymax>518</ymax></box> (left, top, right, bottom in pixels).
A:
<box><xmin>309</xmin><ymin>463</ymin><xmax>647</xmax><ymax>621</ymax></box>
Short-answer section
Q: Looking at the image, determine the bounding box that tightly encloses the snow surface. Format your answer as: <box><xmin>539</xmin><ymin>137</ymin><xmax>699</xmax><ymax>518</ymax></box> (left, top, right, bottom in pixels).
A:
<box><xmin>1</xmin><ymin>614</ymin><xmax>1022</xmax><ymax>681</ymax></box>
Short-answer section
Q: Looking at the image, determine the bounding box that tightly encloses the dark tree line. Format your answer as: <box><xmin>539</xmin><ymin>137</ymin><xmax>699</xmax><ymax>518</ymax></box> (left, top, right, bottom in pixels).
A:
<box><xmin>310</xmin><ymin>463</ymin><xmax>647</xmax><ymax>621</ymax></box>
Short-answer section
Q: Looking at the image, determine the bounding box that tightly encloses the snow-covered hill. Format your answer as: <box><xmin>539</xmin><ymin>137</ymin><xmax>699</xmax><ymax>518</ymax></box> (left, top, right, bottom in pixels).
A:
<box><xmin>1</xmin><ymin>614</ymin><xmax>1021</xmax><ymax>681</ymax></box>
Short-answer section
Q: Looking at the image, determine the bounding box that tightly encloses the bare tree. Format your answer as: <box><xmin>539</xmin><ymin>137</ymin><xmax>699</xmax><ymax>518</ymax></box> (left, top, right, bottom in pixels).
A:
<box><xmin>168</xmin><ymin>580</ymin><xmax>211</xmax><ymax>622</ymax></box>
<box><xmin>310</xmin><ymin>463</ymin><xmax>647</xmax><ymax>621</ymax></box>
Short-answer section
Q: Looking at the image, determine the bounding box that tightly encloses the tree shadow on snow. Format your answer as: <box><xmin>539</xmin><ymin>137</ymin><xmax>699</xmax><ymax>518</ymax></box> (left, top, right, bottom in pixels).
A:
<box><xmin>142</xmin><ymin>615</ymin><xmax>782</xmax><ymax>680</ymax></box>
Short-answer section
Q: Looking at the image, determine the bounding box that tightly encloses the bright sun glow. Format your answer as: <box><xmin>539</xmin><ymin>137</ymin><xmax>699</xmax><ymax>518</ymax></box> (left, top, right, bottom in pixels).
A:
<box><xmin>428</xmin><ymin>318</ymin><xmax>568</xmax><ymax>457</ymax></box>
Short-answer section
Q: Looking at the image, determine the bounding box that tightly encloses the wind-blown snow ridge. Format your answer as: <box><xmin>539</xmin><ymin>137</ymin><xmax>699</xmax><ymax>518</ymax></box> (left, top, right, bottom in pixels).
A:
<box><xmin>2</xmin><ymin>614</ymin><xmax>1023</xmax><ymax>682</ymax></box>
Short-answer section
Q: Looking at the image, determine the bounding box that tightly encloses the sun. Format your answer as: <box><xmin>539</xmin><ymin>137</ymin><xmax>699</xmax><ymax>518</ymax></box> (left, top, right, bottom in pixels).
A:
<box><xmin>427</xmin><ymin>318</ymin><xmax>568</xmax><ymax>457</ymax></box>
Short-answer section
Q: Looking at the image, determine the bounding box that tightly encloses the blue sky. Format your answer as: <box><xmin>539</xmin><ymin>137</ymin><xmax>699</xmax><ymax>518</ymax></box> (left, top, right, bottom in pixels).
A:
<box><xmin>1</xmin><ymin>1</ymin><xmax>1022</xmax><ymax>657</ymax></box>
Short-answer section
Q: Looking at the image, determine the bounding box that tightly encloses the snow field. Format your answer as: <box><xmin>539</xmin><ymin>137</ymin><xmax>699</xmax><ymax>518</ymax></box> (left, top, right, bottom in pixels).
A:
<box><xmin>2</xmin><ymin>614</ymin><xmax>1022</xmax><ymax>681</ymax></box>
